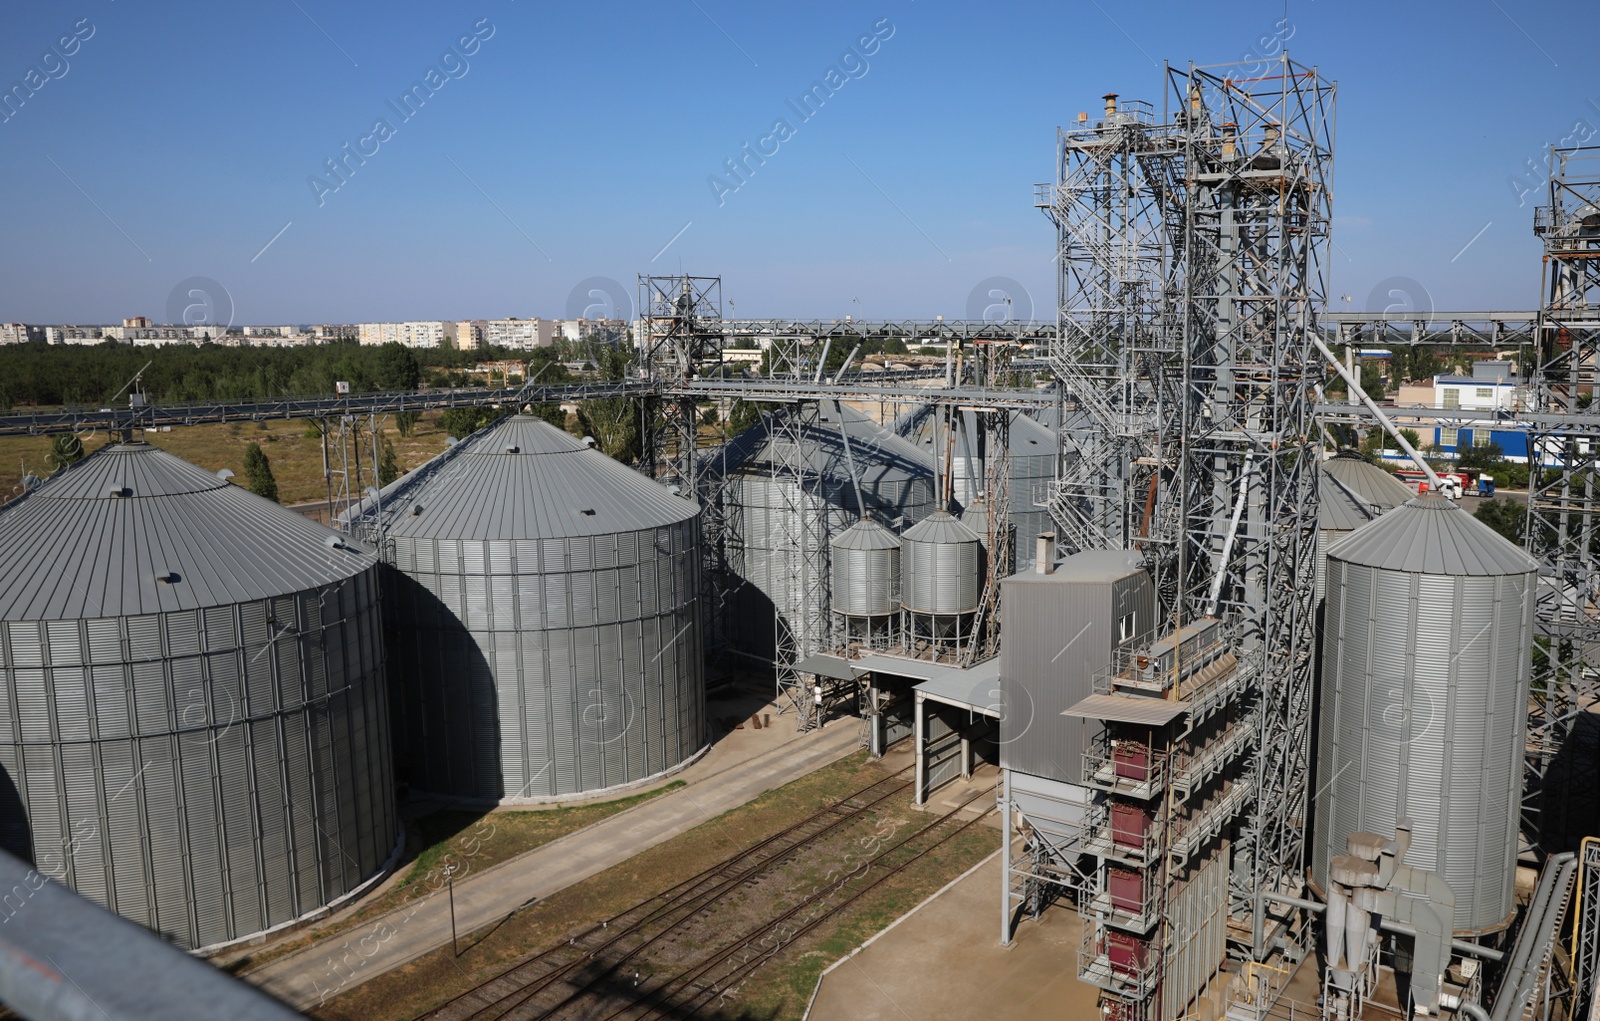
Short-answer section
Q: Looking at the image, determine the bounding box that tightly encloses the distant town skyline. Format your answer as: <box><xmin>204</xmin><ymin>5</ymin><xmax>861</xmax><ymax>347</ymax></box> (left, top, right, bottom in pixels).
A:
<box><xmin>1</xmin><ymin>1</ymin><xmax>1593</xmax><ymax>324</ymax></box>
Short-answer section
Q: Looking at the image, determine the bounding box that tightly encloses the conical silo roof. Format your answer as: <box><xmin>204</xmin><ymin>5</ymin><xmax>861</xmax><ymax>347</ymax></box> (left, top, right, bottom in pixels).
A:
<box><xmin>1319</xmin><ymin>452</ymin><xmax>1414</xmax><ymax>531</ymax></box>
<box><xmin>365</xmin><ymin>415</ymin><xmax>696</xmax><ymax>541</ymax></box>
<box><xmin>902</xmin><ymin>509</ymin><xmax>981</xmax><ymax>545</ymax></box>
<box><xmin>834</xmin><ymin>517</ymin><xmax>901</xmax><ymax>551</ymax></box>
<box><xmin>0</xmin><ymin>442</ymin><xmax>377</xmax><ymax>621</ymax></box>
<box><xmin>1326</xmin><ymin>495</ymin><xmax>1538</xmax><ymax>577</ymax></box>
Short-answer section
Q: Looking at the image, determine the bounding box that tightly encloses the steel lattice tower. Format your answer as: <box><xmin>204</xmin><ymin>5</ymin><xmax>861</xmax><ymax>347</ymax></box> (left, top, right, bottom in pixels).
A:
<box><xmin>1166</xmin><ymin>60</ymin><xmax>1335</xmax><ymax>929</ymax></box>
<box><xmin>1036</xmin><ymin>92</ymin><xmax>1182</xmax><ymax>591</ymax></box>
<box><xmin>1036</xmin><ymin>58</ymin><xmax>1334</xmax><ymax>989</ymax></box>
<box><xmin>1526</xmin><ymin>146</ymin><xmax>1600</xmax><ymax>853</ymax></box>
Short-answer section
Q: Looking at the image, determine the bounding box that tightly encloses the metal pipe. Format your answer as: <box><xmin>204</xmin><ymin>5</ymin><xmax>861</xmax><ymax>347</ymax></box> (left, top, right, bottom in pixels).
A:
<box><xmin>830</xmin><ymin>343</ymin><xmax>861</xmax><ymax>385</ymax></box>
<box><xmin>1312</xmin><ymin>332</ymin><xmax>1444</xmax><ymax>490</ymax></box>
<box><xmin>835</xmin><ymin>410</ymin><xmax>868</xmax><ymax>521</ymax></box>
<box><xmin>1257</xmin><ymin>890</ymin><xmax>1505</xmax><ymax>961</ymax></box>
<box><xmin>0</xmin><ymin>849</ymin><xmax>302</xmax><ymax>1020</ymax></box>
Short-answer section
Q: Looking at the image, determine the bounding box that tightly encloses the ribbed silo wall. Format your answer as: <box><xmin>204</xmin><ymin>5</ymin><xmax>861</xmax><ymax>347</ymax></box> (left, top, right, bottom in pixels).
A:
<box><xmin>831</xmin><ymin>545</ymin><xmax>901</xmax><ymax>616</ymax></box>
<box><xmin>386</xmin><ymin>519</ymin><xmax>705</xmax><ymax>802</ymax></box>
<box><xmin>1314</xmin><ymin>558</ymin><xmax>1535</xmax><ymax>933</ymax></box>
<box><xmin>901</xmin><ymin>538</ymin><xmax>981</xmax><ymax>615</ymax></box>
<box><xmin>1009</xmin><ymin>450</ymin><xmax>1056</xmax><ymax>570</ymax></box>
<box><xmin>727</xmin><ymin>473</ymin><xmax>935</xmax><ymax>657</ymax></box>
<box><xmin>0</xmin><ymin>569</ymin><xmax>395</xmax><ymax>950</ymax></box>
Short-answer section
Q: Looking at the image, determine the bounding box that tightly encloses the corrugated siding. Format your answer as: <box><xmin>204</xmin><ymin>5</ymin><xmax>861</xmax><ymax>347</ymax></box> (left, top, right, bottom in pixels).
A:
<box><xmin>0</xmin><ymin>568</ymin><xmax>396</xmax><ymax>950</ymax></box>
<box><xmin>1316</xmin><ymin>556</ymin><xmax>1534</xmax><ymax>932</ymax></box>
<box><xmin>386</xmin><ymin>515</ymin><xmax>706</xmax><ymax>802</ymax></box>
<box><xmin>999</xmin><ymin>567</ymin><xmax>1156</xmax><ymax>784</ymax></box>
<box><xmin>901</xmin><ymin>534</ymin><xmax>981</xmax><ymax>615</ymax></box>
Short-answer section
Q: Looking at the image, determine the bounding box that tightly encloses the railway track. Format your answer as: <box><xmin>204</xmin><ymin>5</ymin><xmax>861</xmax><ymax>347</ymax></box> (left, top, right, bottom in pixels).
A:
<box><xmin>413</xmin><ymin>767</ymin><xmax>923</xmax><ymax>1021</ymax></box>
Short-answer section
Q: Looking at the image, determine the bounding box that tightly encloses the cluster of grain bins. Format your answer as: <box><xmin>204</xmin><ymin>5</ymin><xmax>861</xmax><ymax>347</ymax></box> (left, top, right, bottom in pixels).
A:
<box><xmin>891</xmin><ymin>407</ymin><xmax>1057</xmax><ymax>570</ymax></box>
<box><xmin>707</xmin><ymin>401</ymin><xmax>939</xmax><ymax>658</ymax></box>
<box><xmin>0</xmin><ymin>443</ymin><xmax>396</xmax><ymax>950</ymax></box>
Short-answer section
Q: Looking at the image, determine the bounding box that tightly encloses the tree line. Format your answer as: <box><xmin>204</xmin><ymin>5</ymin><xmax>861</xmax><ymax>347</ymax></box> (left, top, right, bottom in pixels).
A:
<box><xmin>0</xmin><ymin>340</ymin><xmax>580</xmax><ymax>409</ymax></box>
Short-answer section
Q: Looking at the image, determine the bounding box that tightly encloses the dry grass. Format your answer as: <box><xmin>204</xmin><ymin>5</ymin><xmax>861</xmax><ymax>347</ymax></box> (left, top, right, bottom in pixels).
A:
<box><xmin>0</xmin><ymin>413</ymin><xmax>454</xmax><ymax>507</ymax></box>
<box><xmin>311</xmin><ymin>754</ymin><xmax>999</xmax><ymax>1021</ymax></box>
<box><xmin>223</xmin><ymin>783</ymin><xmax>684</xmax><ymax>976</ymax></box>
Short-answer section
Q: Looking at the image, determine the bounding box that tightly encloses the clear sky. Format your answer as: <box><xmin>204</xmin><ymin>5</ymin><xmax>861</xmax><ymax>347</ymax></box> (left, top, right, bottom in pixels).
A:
<box><xmin>0</xmin><ymin>0</ymin><xmax>1593</xmax><ymax>325</ymax></box>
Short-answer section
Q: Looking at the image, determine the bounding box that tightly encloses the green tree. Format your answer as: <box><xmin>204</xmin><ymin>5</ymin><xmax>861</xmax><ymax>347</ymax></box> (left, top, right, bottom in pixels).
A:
<box><xmin>371</xmin><ymin>343</ymin><xmax>421</xmax><ymax>391</ymax></box>
<box><xmin>440</xmin><ymin>405</ymin><xmax>510</xmax><ymax>440</ymax></box>
<box><xmin>576</xmin><ymin>345</ymin><xmax>643</xmax><ymax>462</ymax></box>
<box><xmin>1359</xmin><ymin>362</ymin><xmax>1388</xmax><ymax>401</ymax></box>
<box><xmin>47</xmin><ymin>433</ymin><xmax>85</xmax><ymax>473</ymax></box>
<box><xmin>394</xmin><ymin>410</ymin><xmax>421</xmax><ymax>438</ymax></box>
<box><xmin>1475</xmin><ymin>497</ymin><xmax>1526</xmax><ymax>545</ymax></box>
<box><xmin>728</xmin><ymin>399</ymin><xmax>763</xmax><ymax>435</ymax></box>
<box><xmin>378</xmin><ymin>440</ymin><xmax>401</xmax><ymax>487</ymax></box>
<box><xmin>1456</xmin><ymin>441</ymin><xmax>1505</xmax><ymax>472</ymax></box>
<box><xmin>242</xmin><ymin>442</ymin><xmax>279</xmax><ymax>502</ymax></box>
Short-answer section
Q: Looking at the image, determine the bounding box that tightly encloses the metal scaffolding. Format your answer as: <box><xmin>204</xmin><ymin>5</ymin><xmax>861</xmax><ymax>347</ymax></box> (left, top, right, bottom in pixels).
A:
<box><xmin>1167</xmin><ymin>59</ymin><xmax>1334</xmax><ymax>937</ymax></box>
<box><xmin>1526</xmin><ymin>145</ymin><xmax>1600</xmax><ymax>856</ymax></box>
<box><xmin>1019</xmin><ymin>55</ymin><xmax>1335</xmax><ymax>1011</ymax></box>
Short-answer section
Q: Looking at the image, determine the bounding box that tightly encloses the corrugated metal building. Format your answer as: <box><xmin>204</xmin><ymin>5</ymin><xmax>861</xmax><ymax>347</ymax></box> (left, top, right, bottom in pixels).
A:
<box><xmin>1315</xmin><ymin>496</ymin><xmax>1536</xmax><ymax>932</ymax></box>
<box><xmin>0</xmin><ymin>442</ymin><xmax>396</xmax><ymax>950</ymax></box>
<box><xmin>999</xmin><ymin>550</ymin><xmax>1155</xmax><ymax>786</ymax></box>
<box><xmin>709</xmin><ymin>401</ymin><xmax>938</xmax><ymax>658</ymax></box>
<box><xmin>891</xmin><ymin>408</ymin><xmax>1057</xmax><ymax>569</ymax></box>
<box><xmin>351</xmin><ymin>415</ymin><xmax>706</xmax><ymax>802</ymax></box>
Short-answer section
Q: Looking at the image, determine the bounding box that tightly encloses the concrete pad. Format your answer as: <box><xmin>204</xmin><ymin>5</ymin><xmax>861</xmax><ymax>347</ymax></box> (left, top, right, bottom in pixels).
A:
<box><xmin>244</xmin><ymin>710</ymin><xmax>863</xmax><ymax>1011</ymax></box>
<box><xmin>808</xmin><ymin>853</ymin><xmax>1098</xmax><ymax>1021</ymax></box>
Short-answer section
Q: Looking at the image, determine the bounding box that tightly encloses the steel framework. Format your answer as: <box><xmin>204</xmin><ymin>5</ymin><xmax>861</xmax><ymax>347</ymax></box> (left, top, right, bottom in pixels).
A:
<box><xmin>1169</xmin><ymin>60</ymin><xmax>1333</xmax><ymax>936</ymax></box>
<box><xmin>1016</xmin><ymin>56</ymin><xmax>1334</xmax><ymax>1017</ymax></box>
<box><xmin>1526</xmin><ymin>146</ymin><xmax>1600</xmax><ymax>857</ymax></box>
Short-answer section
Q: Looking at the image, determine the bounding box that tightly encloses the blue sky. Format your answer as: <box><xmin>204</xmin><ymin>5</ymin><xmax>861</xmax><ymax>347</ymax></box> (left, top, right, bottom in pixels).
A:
<box><xmin>0</xmin><ymin>0</ymin><xmax>1593</xmax><ymax>325</ymax></box>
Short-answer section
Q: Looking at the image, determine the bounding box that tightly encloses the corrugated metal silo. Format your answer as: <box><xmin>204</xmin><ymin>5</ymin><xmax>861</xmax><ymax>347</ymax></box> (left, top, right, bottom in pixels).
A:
<box><xmin>0</xmin><ymin>443</ymin><xmax>396</xmax><ymax>951</ymax></box>
<box><xmin>1316</xmin><ymin>451</ymin><xmax>1413</xmax><ymax>598</ymax></box>
<box><xmin>357</xmin><ymin>416</ymin><xmax>706</xmax><ymax>802</ymax></box>
<box><xmin>831</xmin><ymin>518</ymin><xmax>901</xmax><ymax>617</ymax></box>
<box><xmin>711</xmin><ymin>401</ymin><xmax>937</xmax><ymax>658</ymax></box>
<box><xmin>900</xmin><ymin>511</ymin><xmax>982</xmax><ymax>615</ymax></box>
<box><xmin>1315</xmin><ymin>496</ymin><xmax>1536</xmax><ymax>933</ymax></box>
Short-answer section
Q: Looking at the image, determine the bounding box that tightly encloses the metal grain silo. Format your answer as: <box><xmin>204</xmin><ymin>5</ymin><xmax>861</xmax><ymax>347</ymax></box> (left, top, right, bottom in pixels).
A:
<box><xmin>831</xmin><ymin>518</ymin><xmax>900</xmax><ymax>647</ymax></box>
<box><xmin>901</xmin><ymin>511</ymin><xmax>983</xmax><ymax>654</ymax></box>
<box><xmin>892</xmin><ymin>408</ymin><xmax>1057</xmax><ymax>569</ymax></box>
<box><xmin>711</xmin><ymin>401</ymin><xmax>937</xmax><ymax>658</ymax></box>
<box><xmin>0</xmin><ymin>442</ymin><xmax>396</xmax><ymax>951</ymax></box>
<box><xmin>357</xmin><ymin>416</ymin><xmax>705</xmax><ymax>803</ymax></box>
<box><xmin>1314</xmin><ymin>496</ymin><xmax>1536</xmax><ymax>933</ymax></box>
<box><xmin>1316</xmin><ymin>451</ymin><xmax>1413</xmax><ymax>599</ymax></box>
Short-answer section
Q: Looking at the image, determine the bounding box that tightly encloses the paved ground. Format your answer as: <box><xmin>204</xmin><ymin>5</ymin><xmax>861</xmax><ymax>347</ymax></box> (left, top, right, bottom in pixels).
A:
<box><xmin>244</xmin><ymin>695</ymin><xmax>864</xmax><ymax>1012</ymax></box>
<box><xmin>807</xmin><ymin>852</ymin><xmax>1097</xmax><ymax>1021</ymax></box>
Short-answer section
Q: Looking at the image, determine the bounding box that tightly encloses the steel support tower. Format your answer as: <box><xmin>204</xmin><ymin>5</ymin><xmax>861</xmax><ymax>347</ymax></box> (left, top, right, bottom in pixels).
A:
<box><xmin>1526</xmin><ymin>146</ymin><xmax>1600</xmax><ymax>853</ymax></box>
<box><xmin>638</xmin><ymin>275</ymin><xmax>734</xmax><ymax>659</ymax></box>
<box><xmin>1035</xmin><ymin>91</ymin><xmax>1181</xmax><ymax>583</ymax></box>
<box><xmin>1169</xmin><ymin>61</ymin><xmax>1334</xmax><ymax>941</ymax></box>
<box><xmin>1026</xmin><ymin>57</ymin><xmax>1334</xmax><ymax>997</ymax></box>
